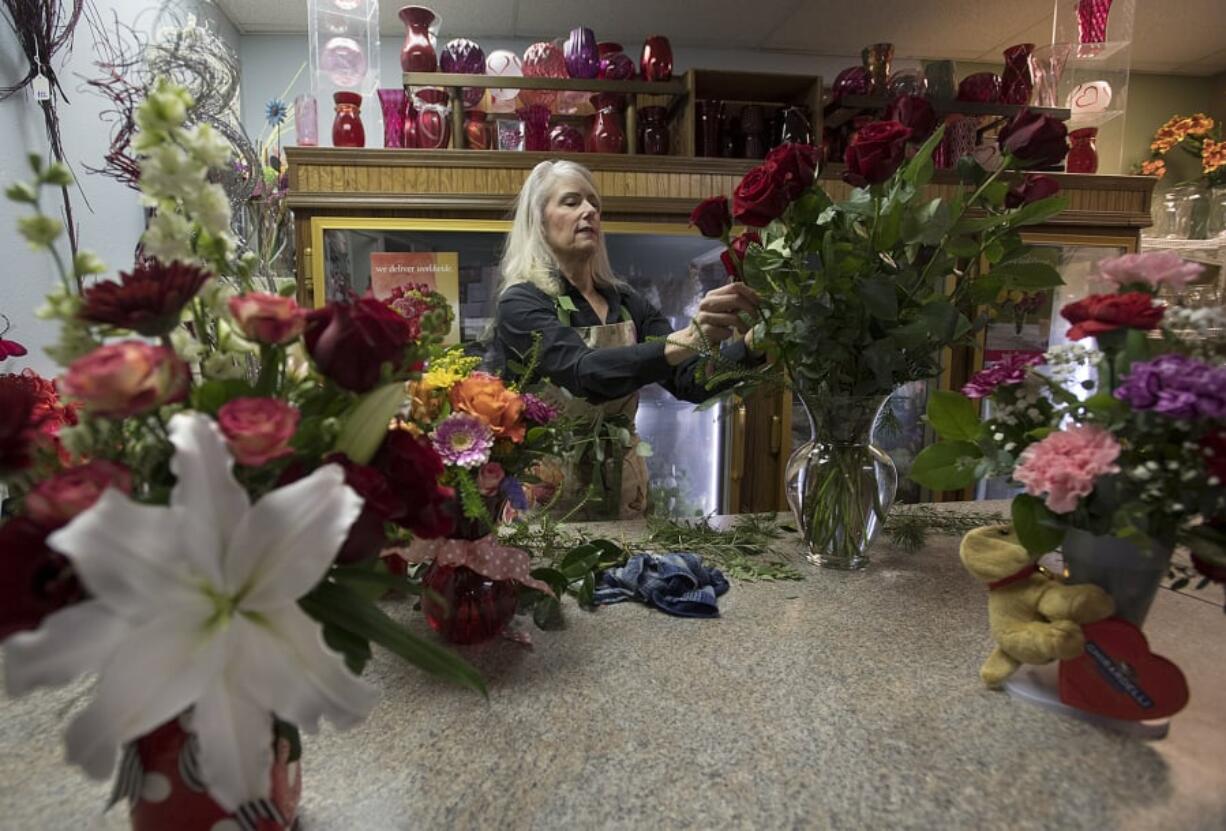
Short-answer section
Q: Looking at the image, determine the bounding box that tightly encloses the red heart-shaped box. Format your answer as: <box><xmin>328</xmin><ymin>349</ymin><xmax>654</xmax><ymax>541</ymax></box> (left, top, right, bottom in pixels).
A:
<box><xmin>1059</xmin><ymin>618</ymin><xmax>1189</xmax><ymax>721</ymax></box>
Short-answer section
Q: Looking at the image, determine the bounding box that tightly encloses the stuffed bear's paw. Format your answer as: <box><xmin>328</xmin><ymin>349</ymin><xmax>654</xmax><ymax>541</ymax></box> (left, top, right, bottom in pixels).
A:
<box><xmin>1063</xmin><ymin>586</ymin><xmax>1115</xmax><ymax>623</ymax></box>
<box><xmin>1044</xmin><ymin>619</ymin><xmax>1086</xmax><ymax>660</ymax></box>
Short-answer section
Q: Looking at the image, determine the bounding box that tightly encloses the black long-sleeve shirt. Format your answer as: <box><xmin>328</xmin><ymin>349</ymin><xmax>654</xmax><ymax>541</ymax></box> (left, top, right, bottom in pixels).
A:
<box><xmin>489</xmin><ymin>280</ymin><xmax>750</xmax><ymax>404</ymax></box>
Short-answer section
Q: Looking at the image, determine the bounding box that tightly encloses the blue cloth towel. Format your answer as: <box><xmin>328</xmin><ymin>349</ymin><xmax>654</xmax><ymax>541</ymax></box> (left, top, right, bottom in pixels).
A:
<box><xmin>594</xmin><ymin>553</ymin><xmax>730</xmax><ymax>618</ymax></box>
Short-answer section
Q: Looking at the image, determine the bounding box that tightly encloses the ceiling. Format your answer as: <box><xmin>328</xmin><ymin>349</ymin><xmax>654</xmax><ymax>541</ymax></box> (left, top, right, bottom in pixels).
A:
<box><xmin>213</xmin><ymin>0</ymin><xmax>1226</xmax><ymax>76</ymax></box>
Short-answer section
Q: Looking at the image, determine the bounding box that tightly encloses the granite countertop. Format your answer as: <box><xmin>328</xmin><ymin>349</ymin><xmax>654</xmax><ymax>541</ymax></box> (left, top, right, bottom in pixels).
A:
<box><xmin>2</xmin><ymin>502</ymin><xmax>1225</xmax><ymax>830</ymax></box>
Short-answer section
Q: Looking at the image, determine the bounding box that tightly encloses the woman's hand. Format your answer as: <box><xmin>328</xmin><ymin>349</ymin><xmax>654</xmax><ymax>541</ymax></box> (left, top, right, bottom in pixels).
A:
<box><xmin>665</xmin><ymin>283</ymin><xmax>761</xmax><ymax>365</ymax></box>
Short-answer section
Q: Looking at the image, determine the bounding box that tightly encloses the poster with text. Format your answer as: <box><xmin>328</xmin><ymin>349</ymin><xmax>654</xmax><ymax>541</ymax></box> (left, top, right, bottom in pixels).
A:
<box><xmin>370</xmin><ymin>251</ymin><xmax>461</xmax><ymax>344</ymax></box>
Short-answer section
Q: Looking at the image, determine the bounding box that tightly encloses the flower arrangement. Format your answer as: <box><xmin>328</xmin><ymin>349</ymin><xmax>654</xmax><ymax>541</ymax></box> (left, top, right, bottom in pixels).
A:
<box><xmin>1135</xmin><ymin>113</ymin><xmax>1224</xmax><ymax>186</ymax></box>
<box><xmin>911</xmin><ymin>250</ymin><xmax>1226</xmax><ymax>586</ymax></box>
<box><xmin>1</xmin><ymin>79</ymin><xmax>483</xmax><ymax>823</ymax></box>
<box><xmin>688</xmin><ymin>99</ymin><xmax>1070</xmax><ymax>568</ymax></box>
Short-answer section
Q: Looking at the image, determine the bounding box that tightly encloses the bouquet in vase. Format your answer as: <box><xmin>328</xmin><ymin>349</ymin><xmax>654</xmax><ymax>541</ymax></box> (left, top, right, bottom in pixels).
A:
<box><xmin>0</xmin><ymin>79</ymin><xmax>482</xmax><ymax>829</ymax></box>
<box><xmin>911</xmin><ymin>250</ymin><xmax>1226</xmax><ymax>622</ymax></box>
<box><xmin>689</xmin><ymin>98</ymin><xmax>1071</xmax><ymax>569</ymax></box>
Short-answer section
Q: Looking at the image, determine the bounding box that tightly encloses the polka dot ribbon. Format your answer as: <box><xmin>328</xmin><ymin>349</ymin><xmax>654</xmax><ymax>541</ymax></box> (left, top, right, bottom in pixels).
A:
<box><xmin>403</xmin><ymin>536</ymin><xmax>555</xmax><ymax>597</ymax></box>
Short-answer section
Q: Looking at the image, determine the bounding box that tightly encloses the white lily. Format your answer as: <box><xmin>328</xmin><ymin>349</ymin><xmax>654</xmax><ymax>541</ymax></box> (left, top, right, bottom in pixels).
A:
<box><xmin>3</xmin><ymin>412</ymin><xmax>376</xmax><ymax>810</ymax></box>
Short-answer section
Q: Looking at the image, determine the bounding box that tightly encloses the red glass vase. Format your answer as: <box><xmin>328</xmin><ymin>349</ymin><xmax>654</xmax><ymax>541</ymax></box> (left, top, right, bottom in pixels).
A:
<box><xmin>549</xmin><ymin>122</ymin><xmax>585</xmax><ymax>152</ymax></box>
<box><xmin>695</xmin><ymin>99</ymin><xmax>723</xmax><ymax>157</ymax></box>
<box><xmin>1000</xmin><ymin>43</ymin><xmax>1035</xmax><ymax>105</ymax></box>
<box><xmin>640</xmin><ymin>35</ymin><xmax>673</xmax><ymax>82</ymax></box>
<box><xmin>398</xmin><ymin>5</ymin><xmax>438</xmax><ymax>72</ymax></box>
<box><xmin>518</xmin><ymin>104</ymin><xmax>551</xmax><ymax>151</ymax></box>
<box><xmin>957</xmin><ymin>72</ymin><xmax>1002</xmax><ymax>103</ymax></box>
<box><xmin>377</xmin><ymin>88</ymin><xmax>406</xmax><ymax>148</ymax></box>
<box><xmin>586</xmin><ymin>93</ymin><xmax>626</xmax><ymax>154</ymax></box>
<box><xmin>421</xmin><ymin>562</ymin><xmax>518</xmax><ymax>644</ymax></box>
<box><xmin>129</xmin><ymin>718</ymin><xmax>300</xmax><ymax>831</ymax></box>
<box><xmin>1067</xmin><ymin>127</ymin><xmax>1099</xmax><ymax>173</ymax></box>
<box><xmin>638</xmin><ymin>105</ymin><xmax>669</xmax><ymax>155</ymax></box>
<box><xmin>521</xmin><ymin>41</ymin><xmax>565</xmax><ymax>110</ymax></box>
<box><xmin>413</xmin><ymin>88</ymin><xmax>451</xmax><ymax>149</ymax></box>
<box><xmin>331</xmin><ymin>91</ymin><xmax>365</xmax><ymax>148</ymax></box>
<box><xmin>464</xmin><ymin>110</ymin><xmax>492</xmax><ymax>150</ymax></box>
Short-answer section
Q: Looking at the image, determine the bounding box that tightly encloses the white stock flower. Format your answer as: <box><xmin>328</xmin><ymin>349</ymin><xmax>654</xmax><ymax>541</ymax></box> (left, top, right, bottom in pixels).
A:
<box><xmin>182</xmin><ymin>182</ymin><xmax>233</xmax><ymax>237</ymax></box>
<box><xmin>202</xmin><ymin>352</ymin><xmax>249</xmax><ymax>380</ymax></box>
<box><xmin>182</xmin><ymin>122</ymin><xmax>233</xmax><ymax>169</ymax></box>
<box><xmin>142</xmin><ymin>211</ymin><xmax>195</xmax><ymax>263</ymax></box>
<box><xmin>3</xmin><ymin>413</ymin><xmax>374</xmax><ymax>810</ymax></box>
<box><xmin>140</xmin><ymin>143</ymin><xmax>208</xmax><ymax>203</ymax></box>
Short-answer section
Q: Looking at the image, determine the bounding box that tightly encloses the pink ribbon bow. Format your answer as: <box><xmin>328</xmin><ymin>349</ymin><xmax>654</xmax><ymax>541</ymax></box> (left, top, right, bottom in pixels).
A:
<box><xmin>399</xmin><ymin>535</ymin><xmax>555</xmax><ymax>597</ymax></box>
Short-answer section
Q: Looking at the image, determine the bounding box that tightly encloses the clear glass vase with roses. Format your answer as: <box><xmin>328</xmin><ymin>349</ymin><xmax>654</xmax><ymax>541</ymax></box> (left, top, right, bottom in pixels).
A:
<box><xmin>911</xmin><ymin>250</ymin><xmax>1226</xmax><ymax>622</ymax></box>
<box><xmin>689</xmin><ymin>99</ymin><xmax>1072</xmax><ymax>570</ymax></box>
<box><xmin>1</xmin><ymin>79</ymin><xmax>485</xmax><ymax>829</ymax></box>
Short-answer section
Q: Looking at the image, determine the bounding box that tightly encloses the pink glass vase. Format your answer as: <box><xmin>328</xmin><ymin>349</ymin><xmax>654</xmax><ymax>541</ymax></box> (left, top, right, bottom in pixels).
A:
<box><xmin>933</xmin><ymin>115</ymin><xmax>977</xmax><ymax>169</ymax></box>
<box><xmin>331</xmin><ymin>91</ymin><xmax>365</xmax><ymax>148</ymax></box>
<box><xmin>518</xmin><ymin>105</ymin><xmax>551</xmax><ymax>151</ymax></box>
<box><xmin>1077</xmin><ymin>0</ymin><xmax>1114</xmax><ymax>43</ymax></box>
<box><xmin>1000</xmin><ymin>43</ymin><xmax>1035</xmax><ymax>105</ymax></box>
<box><xmin>587</xmin><ymin>93</ymin><xmax>626</xmax><ymax>154</ymax></box>
<box><xmin>464</xmin><ymin>110</ymin><xmax>492</xmax><ymax>150</ymax></box>
<box><xmin>293</xmin><ymin>95</ymin><xmax>318</xmax><ymax>146</ymax></box>
<box><xmin>832</xmin><ymin>66</ymin><xmax>872</xmax><ymax>101</ymax></box>
<box><xmin>413</xmin><ymin>88</ymin><xmax>451</xmax><ymax>149</ymax></box>
<box><xmin>1028</xmin><ymin>44</ymin><xmax>1072</xmax><ymax>108</ymax></box>
<box><xmin>549</xmin><ymin>121</ymin><xmax>584</xmax><ymax>153</ymax></box>
<box><xmin>421</xmin><ymin>563</ymin><xmax>518</xmax><ymax>644</ymax></box>
<box><xmin>398</xmin><ymin>5</ymin><xmax>439</xmax><ymax>72</ymax></box>
<box><xmin>640</xmin><ymin>35</ymin><xmax>673</xmax><ymax>82</ymax></box>
<box><xmin>1067</xmin><ymin>127</ymin><xmax>1098</xmax><ymax>173</ymax></box>
<box><xmin>377</xmin><ymin>88</ymin><xmax>406</xmax><ymax>148</ymax></box>
<box><xmin>521</xmin><ymin>41</ymin><xmax>565</xmax><ymax>110</ymax></box>
<box><xmin>403</xmin><ymin>100</ymin><xmax>418</xmax><ymax>148</ymax></box>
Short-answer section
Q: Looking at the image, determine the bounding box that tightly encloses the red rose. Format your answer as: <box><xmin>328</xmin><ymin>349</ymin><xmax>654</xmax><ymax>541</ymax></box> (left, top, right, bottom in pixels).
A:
<box><xmin>375</xmin><ymin>430</ymin><xmax>457</xmax><ymax>539</ymax></box>
<box><xmin>721</xmin><ymin>231</ymin><xmax>762</xmax><ymax>278</ymax></box>
<box><xmin>322</xmin><ymin>453</ymin><xmax>404</xmax><ymax>564</ymax></box>
<box><xmin>0</xmin><ymin>517</ymin><xmax>84</xmax><ymax>639</ymax></box>
<box><xmin>304</xmin><ymin>294</ymin><xmax>420</xmax><ymax>393</ymax></box>
<box><xmin>844</xmin><ymin>120</ymin><xmax>912</xmax><ymax>185</ymax></box>
<box><xmin>764</xmin><ymin>143</ymin><xmax>820</xmax><ymax>201</ymax></box>
<box><xmin>24</xmin><ymin>460</ymin><xmax>133</xmax><ymax>529</ymax></box>
<box><xmin>229</xmin><ymin>292</ymin><xmax>306</xmax><ymax>345</ymax></box>
<box><xmin>883</xmin><ymin>95</ymin><xmax>937</xmax><ymax>140</ymax></box>
<box><xmin>1202</xmin><ymin>431</ymin><xmax>1226</xmax><ymax>481</ymax></box>
<box><xmin>217</xmin><ymin>397</ymin><xmax>299</xmax><ymax>466</ymax></box>
<box><xmin>1005</xmin><ymin>173</ymin><xmax>1061</xmax><ymax>209</ymax></box>
<box><xmin>60</xmin><ymin>341</ymin><xmax>188</xmax><ymax>418</ymax></box>
<box><xmin>733</xmin><ymin>164</ymin><xmax>790</xmax><ymax>227</ymax></box>
<box><xmin>1060</xmin><ymin>292</ymin><xmax>1164</xmax><ymax>340</ymax></box>
<box><xmin>998</xmin><ymin>110</ymin><xmax>1069</xmax><ymax>168</ymax></box>
<box><xmin>689</xmin><ymin>196</ymin><xmax>732</xmax><ymax>239</ymax></box>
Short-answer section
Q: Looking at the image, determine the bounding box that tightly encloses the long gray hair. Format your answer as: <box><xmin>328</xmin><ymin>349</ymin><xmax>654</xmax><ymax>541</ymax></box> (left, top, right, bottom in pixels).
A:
<box><xmin>498</xmin><ymin>159</ymin><xmax>619</xmax><ymax>297</ymax></box>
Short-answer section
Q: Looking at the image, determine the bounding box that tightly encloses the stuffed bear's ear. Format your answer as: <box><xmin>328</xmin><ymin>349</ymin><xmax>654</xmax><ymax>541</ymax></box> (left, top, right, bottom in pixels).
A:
<box><xmin>960</xmin><ymin>524</ymin><xmax>1033</xmax><ymax>582</ymax></box>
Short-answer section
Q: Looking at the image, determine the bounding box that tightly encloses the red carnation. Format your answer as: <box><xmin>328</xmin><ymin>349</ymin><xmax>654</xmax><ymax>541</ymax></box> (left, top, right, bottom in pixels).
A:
<box><xmin>1060</xmin><ymin>292</ymin><xmax>1164</xmax><ymax>341</ymax></box>
<box><xmin>79</xmin><ymin>259</ymin><xmax>212</xmax><ymax>336</ymax></box>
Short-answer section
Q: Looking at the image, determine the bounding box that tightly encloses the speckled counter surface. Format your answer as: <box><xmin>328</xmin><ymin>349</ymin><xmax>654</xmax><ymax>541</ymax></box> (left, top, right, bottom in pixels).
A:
<box><xmin>2</xmin><ymin>502</ymin><xmax>1225</xmax><ymax>830</ymax></box>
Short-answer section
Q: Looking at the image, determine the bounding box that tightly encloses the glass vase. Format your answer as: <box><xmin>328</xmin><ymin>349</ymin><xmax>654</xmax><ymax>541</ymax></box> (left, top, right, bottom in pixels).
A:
<box><xmin>1208</xmin><ymin>185</ymin><xmax>1226</xmax><ymax>238</ymax></box>
<box><xmin>412</xmin><ymin>88</ymin><xmax>451</xmax><ymax>149</ymax></box>
<box><xmin>638</xmin><ymin>105</ymin><xmax>669</xmax><ymax>155</ymax></box>
<box><xmin>421</xmin><ymin>562</ymin><xmax>519</xmax><ymax>644</ymax></box>
<box><xmin>293</xmin><ymin>94</ymin><xmax>318</xmax><ymax>146</ymax></box>
<box><xmin>1061</xmin><ymin>529</ymin><xmax>1171</xmax><ymax>627</ymax></box>
<box><xmin>1028</xmin><ymin>43</ymin><xmax>1073</xmax><ymax>108</ymax></box>
<box><xmin>586</xmin><ymin>93</ymin><xmax>625</xmax><ymax>154</ymax></box>
<box><xmin>464</xmin><ymin>110</ymin><xmax>492</xmax><ymax>150</ymax></box>
<box><xmin>377</xmin><ymin>88</ymin><xmax>406</xmax><ymax>148</ymax></box>
<box><xmin>1077</xmin><ymin>0</ymin><xmax>1115</xmax><ymax>44</ymax></box>
<box><xmin>860</xmin><ymin>43</ymin><xmax>893</xmax><ymax>94</ymax></box>
<box><xmin>518</xmin><ymin>105</ymin><xmax>551</xmax><ymax>151</ymax></box>
<box><xmin>640</xmin><ymin>35</ymin><xmax>673</xmax><ymax>82</ymax></box>
<box><xmin>398</xmin><ymin>5</ymin><xmax>439</xmax><ymax>72</ymax></box>
<box><xmin>521</xmin><ymin>41</ymin><xmax>565</xmax><ymax>110</ymax></box>
<box><xmin>785</xmin><ymin>393</ymin><xmax>898</xmax><ymax>570</ymax></box>
<box><xmin>1000</xmin><ymin>43</ymin><xmax>1035</xmax><ymax>105</ymax></box>
<box><xmin>695</xmin><ymin>99</ymin><xmax>723</xmax><ymax>157</ymax></box>
<box><xmin>1067</xmin><ymin>127</ymin><xmax>1098</xmax><ymax>173</ymax></box>
<box><xmin>331</xmin><ymin>91</ymin><xmax>365</xmax><ymax>148</ymax></box>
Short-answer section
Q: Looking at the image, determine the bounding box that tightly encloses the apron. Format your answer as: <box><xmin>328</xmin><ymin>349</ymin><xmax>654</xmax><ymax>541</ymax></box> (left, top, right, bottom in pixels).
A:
<box><xmin>537</xmin><ymin>299</ymin><xmax>650</xmax><ymax>521</ymax></box>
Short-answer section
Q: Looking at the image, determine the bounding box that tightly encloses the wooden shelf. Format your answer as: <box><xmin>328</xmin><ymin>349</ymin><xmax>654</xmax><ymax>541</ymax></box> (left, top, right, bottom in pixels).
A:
<box><xmin>402</xmin><ymin>72</ymin><xmax>687</xmax><ymax>96</ymax></box>
<box><xmin>824</xmin><ymin>95</ymin><xmax>1072</xmax><ymax>129</ymax></box>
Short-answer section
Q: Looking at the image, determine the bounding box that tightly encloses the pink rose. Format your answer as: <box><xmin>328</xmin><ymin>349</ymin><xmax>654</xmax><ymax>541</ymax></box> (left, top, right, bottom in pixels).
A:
<box><xmin>476</xmin><ymin>461</ymin><xmax>506</xmax><ymax>496</ymax></box>
<box><xmin>61</xmin><ymin>341</ymin><xmax>189</xmax><ymax>418</ymax></box>
<box><xmin>24</xmin><ymin>460</ymin><xmax>134</xmax><ymax>529</ymax></box>
<box><xmin>229</xmin><ymin>292</ymin><xmax>306</xmax><ymax>345</ymax></box>
<box><xmin>1013</xmin><ymin>424</ymin><xmax>1121</xmax><ymax>514</ymax></box>
<box><xmin>217</xmin><ymin>397</ymin><xmax>299</xmax><ymax>466</ymax></box>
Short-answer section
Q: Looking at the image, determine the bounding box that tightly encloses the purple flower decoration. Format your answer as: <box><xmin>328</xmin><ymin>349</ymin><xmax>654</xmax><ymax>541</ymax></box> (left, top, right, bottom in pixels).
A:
<box><xmin>500</xmin><ymin>475</ymin><xmax>528</xmax><ymax>511</ymax></box>
<box><xmin>430</xmin><ymin>412</ymin><xmax>494</xmax><ymax>468</ymax></box>
<box><xmin>521</xmin><ymin>392</ymin><xmax>559</xmax><ymax>424</ymax></box>
<box><xmin>1115</xmin><ymin>354</ymin><xmax>1226</xmax><ymax>421</ymax></box>
<box><xmin>961</xmin><ymin>352</ymin><xmax>1046</xmax><ymax>399</ymax></box>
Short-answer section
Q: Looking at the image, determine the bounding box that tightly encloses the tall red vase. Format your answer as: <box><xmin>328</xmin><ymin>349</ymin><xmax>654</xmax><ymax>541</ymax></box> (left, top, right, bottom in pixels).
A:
<box><xmin>413</xmin><ymin>88</ymin><xmax>451</xmax><ymax>149</ymax></box>
<box><xmin>331</xmin><ymin>91</ymin><xmax>365</xmax><ymax>148</ymax></box>
<box><xmin>398</xmin><ymin>5</ymin><xmax>438</xmax><ymax>72</ymax></box>
<box><xmin>640</xmin><ymin>35</ymin><xmax>673</xmax><ymax>82</ymax></box>
<box><xmin>586</xmin><ymin>93</ymin><xmax>626</xmax><ymax>154</ymax></box>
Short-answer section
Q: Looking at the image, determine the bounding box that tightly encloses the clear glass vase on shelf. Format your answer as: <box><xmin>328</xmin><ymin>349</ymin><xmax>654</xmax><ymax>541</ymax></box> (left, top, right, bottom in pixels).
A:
<box><xmin>785</xmin><ymin>392</ymin><xmax>898</xmax><ymax>571</ymax></box>
<box><xmin>1207</xmin><ymin>185</ymin><xmax>1226</xmax><ymax>238</ymax></box>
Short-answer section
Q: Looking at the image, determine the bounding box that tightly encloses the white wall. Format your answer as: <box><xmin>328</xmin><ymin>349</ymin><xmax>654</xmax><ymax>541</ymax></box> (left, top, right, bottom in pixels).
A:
<box><xmin>0</xmin><ymin>0</ymin><xmax>238</xmax><ymax>376</ymax></box>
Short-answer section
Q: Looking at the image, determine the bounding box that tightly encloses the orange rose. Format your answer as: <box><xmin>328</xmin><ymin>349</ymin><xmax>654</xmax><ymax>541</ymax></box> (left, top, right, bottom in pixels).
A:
<box><xmin>448</xmin><ymin>372</ymin><xmax>525</xmax><ymax>443</ymax></box>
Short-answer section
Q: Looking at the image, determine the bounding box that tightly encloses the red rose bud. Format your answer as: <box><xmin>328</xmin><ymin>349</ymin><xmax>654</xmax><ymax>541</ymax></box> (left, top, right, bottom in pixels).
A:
<box><xmin>844</xmin><ymin>120</ymin><xmax>912</xmax><ymax>185</ymax></box>
<box><xmin>304</xmin><ymin>294</ymin><xmax>419</xmax><ymax>393</ymax></box>
<box><xmin>998</xmin><ymin>110</ymin><xmax>1069</xmax><ymax>168</ymax></box>
<box><xmin>24</xmin><ymin>460</ymin><xmax>133</xmax><ymax>529</ymax></box>
<box><xmin>217</xmin><ymin>397</ymin><xmax>300</xmax><ymax>466</ymax></box>
<box><xmin>0</xmin><ymin>517</ymin><xmax>84</xmax><ymax>639</ymax></box>
<box><xmin>733</xmin><ymin>164</ymin><xmax>790</xmax><ymax>227</ymax></box>
<box><xmin>323</xmin><ymin>452</ymin><xmax>404</xmax><ymax>563</ymax></box>
<box><xmin>229</xmin><ymin>292</ymin><xmax>306</xmax><ymax>345</ymax></box>
<box><xmin>375</xmin><ymin>430</ymin><xmax>457</xmax><ymax>539</ymax></box>
<box><xmin>1060</xmin><ymin>292</ymin><xmax>1164</xmax><ymax>341</ymax></box>
<box><xmin>1005</xmin><ymin>173</ymin><xmax>1061</xmax><ymax>209</ymax></box>
<box><xmin>60</xmin><ymin>341</ymin><xmax>189</xmax><ymax>418</ymax></box>
<box><xmin>689</xmin><ymin>195</ymin><xmax>732</xmax><ymax>238</ymax></box>
<box><xmin>721</xmin><ymin>231</ymin><xmax>762</xmax><ymax>278</ymax></box>
<box><xmin>883</xmin><ymin>95</ymin><xmax>937</xmax><ymax>140</ymax></box>
<box><xmin>764</xmin><ymin>143</ymin><xmax>821</xmax><ymax>201</ymax></box>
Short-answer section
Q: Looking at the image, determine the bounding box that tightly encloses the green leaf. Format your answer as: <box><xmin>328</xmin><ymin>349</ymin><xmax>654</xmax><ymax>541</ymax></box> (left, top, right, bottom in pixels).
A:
<box><xmin>576</xmin><ymin>572</ymin><xmax>596</xmax><ymax>609</ymax></box>
<box><xmin>910</xmin><ymin>441</ymin><xmax>983</xmax><ymax>491</ymax></box>
<box><xmin>300</xmin><ymin>580</ymin><xmax>486</xmax><ymax>695</ymax></box>
<box><xmin>875</xmin><ymin>201</ymin><xmax>904</xmax><ymax>251</ymax></box>
<box><xmin>1007</xmin><ymin>194</ymin><xmax>1069</xmax><ymax>227</ymax></box>
<box><xmin>333</xmin><ymin>381</ymin><xmax>405</xmax><ymax>464</ymax></box>
<box><xmin>1011</xmin><ymin>493</ymin><xmax>1065</xmax><ymax>554</ymax></box>
<box><xmin>903</xmin><ymin>124</ymin><xmax>945</xmax><ymax>189</ymax></box>
<box><xmin>945</xmin><ymin>235</ymin><xmax>981</xmax><ymax>258</ymax></box>
<box><xmin>968</xmin><ymin>275</ymin><xmax>1005</xmax><ymax>304</ymax></box>
<box><xmin>982</xmin><ymin>181</ymin><xmax>1010</xmax><ymax>207</ymax></box>
<box><xmin>4</xmin><ymin>182</ymin><xmax>36</xmax><ymax>204</ymax></box>
<box><xmin>991</xmin><ymin>261</ymin><xmax>1063</xmax><ymax>290</ymax></box>
<box><xmin>190</xmin><ymin>378</ymin><xmax>257</xmax><ymax>414</ymax></box>
<box><xmin>322</xmin><ymin>622</ymin><xmax>373</xmax><ymax>675</ymax></box>
<box><xmin>983</xmin><ymin>239</ymin><xmax>1005</xmax><ymax>263</ymax></box>
<box><xmin>926</xmin><ymin>390</ymin><xmax>982</xmax><ymax>441</ymax></box>
<box><xmin>532</xmin><ymin>596</ymin><xmax>565</xmax><ymax>630</ymax></box>
<box><xmin>330</xmin><ymin>563</ymin><xmax>418</xmax><ymax>599</ymax></box>
<box><xmin>560</xmin><ymin>544</ymin><xmax>602</xmax><ymax>579</ymax></box>
<box><xmin>856</xmin><ymin>276</ymin><xmax>899</xmax><ymax>321</ymax></box>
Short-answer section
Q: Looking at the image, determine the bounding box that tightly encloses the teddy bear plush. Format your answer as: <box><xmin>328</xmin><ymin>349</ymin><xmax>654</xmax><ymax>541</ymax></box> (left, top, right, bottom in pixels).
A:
<box><xmin>960</xmin><ymin>524</ymin><xmax>1115</xmax><ymax>688</ymax></box>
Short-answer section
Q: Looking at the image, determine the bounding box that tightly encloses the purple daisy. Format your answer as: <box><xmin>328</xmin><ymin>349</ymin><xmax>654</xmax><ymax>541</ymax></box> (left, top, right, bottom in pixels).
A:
<box><xmin>961</xmin><ymin>352</ymin><xmax>1046</xmax><ymax>400</ymax></box>
<box><xmin>521</xmin><ymin>392</ymin><xmax>560</xmax><ymax>424</ymax></box>
<box><xmin>430</xmin><ymin>412</ymin><xmax>494</xmax><ymax>468</ymax></box>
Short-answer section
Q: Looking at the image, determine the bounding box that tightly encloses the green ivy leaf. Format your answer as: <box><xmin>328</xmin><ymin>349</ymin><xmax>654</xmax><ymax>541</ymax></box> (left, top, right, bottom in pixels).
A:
<box><xmin>926</xmin><ymin>390</ymin><xmax>983</xmax><ymax>441</ymax></box>
<box><xmin>991</xmin><ymin>261</ymin><xmax>1064</xmax><ymax>290</ymax></box>
<box><xmin>1011</xmin><ymin>493</ymin><xmax>1066</xmax><ymax>554</ymax></box>
<box><xmin>910</xmin><ymin>440</ymin><xmax>983</xmax><ymax>491</ymax></box>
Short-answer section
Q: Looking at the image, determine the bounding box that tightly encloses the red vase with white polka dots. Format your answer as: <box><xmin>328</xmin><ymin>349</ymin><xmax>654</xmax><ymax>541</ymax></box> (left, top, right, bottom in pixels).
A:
<box><xmin>127</xmin><ymin>717</ymin><xmax>301</xmax><ymax>831</ymax></box>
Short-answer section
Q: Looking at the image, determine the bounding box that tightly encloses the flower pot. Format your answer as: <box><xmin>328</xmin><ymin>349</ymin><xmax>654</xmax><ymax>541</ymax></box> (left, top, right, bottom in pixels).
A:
<box><xmin>785</xmin><ymin>393</ymin><xmax>898</xmax><ymax>570</ymax></box>
<box><xmin>1061</xmin><ymin>529</ymin><xmax>1172</xmax><ymax>627</ymax></box>
<box><xmin>127</xmin><ymin>718</ymin><xmax>300</xmax><ymax>831</ymax></box>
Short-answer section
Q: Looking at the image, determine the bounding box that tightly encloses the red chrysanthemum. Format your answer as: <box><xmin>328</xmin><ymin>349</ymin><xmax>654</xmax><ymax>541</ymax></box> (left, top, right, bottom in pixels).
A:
<box><xmin>0</xmin><ymin>371</ymin><xmax>78</xmax><ymax>474</ymax></box>
<box><xmin>80</xmin><ymin>259</ymin><xmax>212</xmax><ymax>335</ymax></box>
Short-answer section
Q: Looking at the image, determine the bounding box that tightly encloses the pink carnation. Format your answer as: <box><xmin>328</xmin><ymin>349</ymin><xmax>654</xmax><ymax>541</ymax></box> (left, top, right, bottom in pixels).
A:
<box><xmin>1013</xmin><ymin>424</ymin><xmax>1121</xmax><ymax>514</ymax></box>
<box><xmin>1098</xmin><ymin>251</ymin><xmax>1204</xmax><ymax>291</ymax></box>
